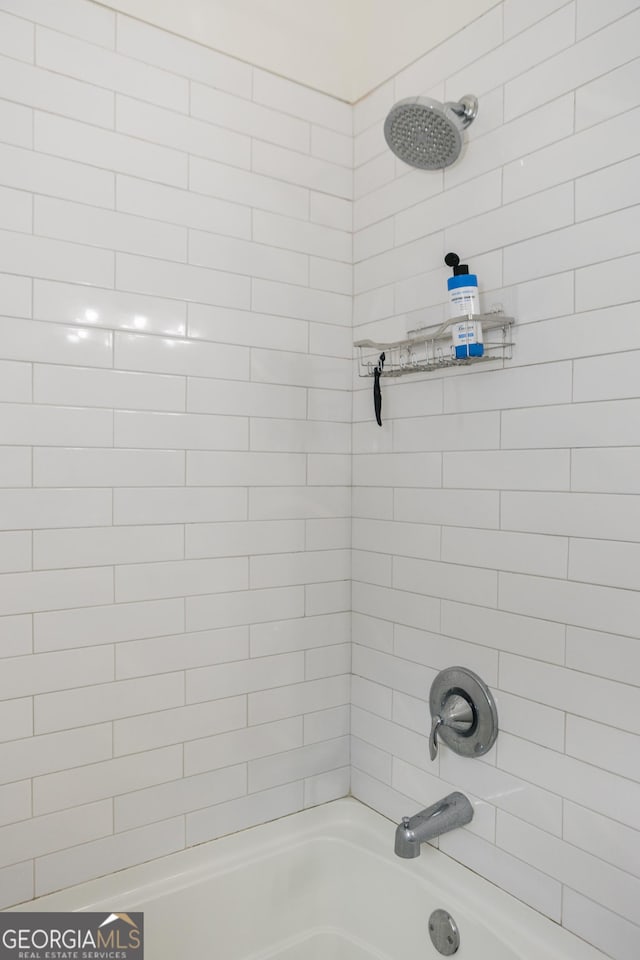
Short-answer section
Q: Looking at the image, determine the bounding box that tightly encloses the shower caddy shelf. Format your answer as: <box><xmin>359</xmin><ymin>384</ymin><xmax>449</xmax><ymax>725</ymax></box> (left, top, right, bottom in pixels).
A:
<box><xmin>354</xmin><ymin>309</ymin><xmax>515</xmax><ymax>378</ymax></box>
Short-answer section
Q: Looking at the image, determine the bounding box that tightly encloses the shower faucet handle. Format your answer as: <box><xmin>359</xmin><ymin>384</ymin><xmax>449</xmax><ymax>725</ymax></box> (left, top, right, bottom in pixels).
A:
<box><xmin>429</xmin><ymin>693</ymin><xmax>473</xmax><ymax>761</ymax></box>
<box><xmin>429</xmin><ymin>713</ymin><xmax>443</xmax><ymax>761</ymax></box>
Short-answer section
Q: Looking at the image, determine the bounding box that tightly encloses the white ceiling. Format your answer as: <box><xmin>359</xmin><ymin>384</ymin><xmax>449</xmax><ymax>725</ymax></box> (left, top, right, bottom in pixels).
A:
<box><xmin>102</xmin><ymin>0</ymin><xmax>499</xmax><ymax>102</ymax></box>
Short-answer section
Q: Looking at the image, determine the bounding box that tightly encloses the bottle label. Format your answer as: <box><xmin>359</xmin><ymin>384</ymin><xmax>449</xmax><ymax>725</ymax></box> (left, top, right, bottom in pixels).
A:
<box><xmin>449</xmin><ymin>286</ymin><xmax>479</xmax><ymax>318</ymax></box>
<box><xmin>453</xmin><ymin>319</ymin><xmax>483</xmax><ymax>345</ymax></box>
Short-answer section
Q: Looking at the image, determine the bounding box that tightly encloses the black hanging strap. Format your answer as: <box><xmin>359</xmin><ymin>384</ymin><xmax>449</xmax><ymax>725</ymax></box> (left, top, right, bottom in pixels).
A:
<box><xmin>373</xmin><ymin>352</ymin><xmax>385</xmax><ymax>427</ymax></box>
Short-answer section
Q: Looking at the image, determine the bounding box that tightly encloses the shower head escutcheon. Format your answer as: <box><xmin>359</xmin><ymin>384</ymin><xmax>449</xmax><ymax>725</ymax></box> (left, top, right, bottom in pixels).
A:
<box><xmin>383</xmin><ymin>95</ymin><xmax>478</xmax><ymax>170</ymax></box>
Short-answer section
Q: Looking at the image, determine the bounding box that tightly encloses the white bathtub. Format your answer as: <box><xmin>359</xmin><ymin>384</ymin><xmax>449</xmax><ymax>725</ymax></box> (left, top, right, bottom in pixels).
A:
<box><xmin>18</xmin><ymin>798</ymin><xmax>606</xmax><ymax>960</ymax></box>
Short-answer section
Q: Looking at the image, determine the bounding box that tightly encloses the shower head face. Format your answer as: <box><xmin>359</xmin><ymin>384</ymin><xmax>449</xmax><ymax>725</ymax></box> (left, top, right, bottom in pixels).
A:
<box><xmin>384</xmin><ymin>96</ymin><xmax>476</xmax><ymax>170</ymax></box>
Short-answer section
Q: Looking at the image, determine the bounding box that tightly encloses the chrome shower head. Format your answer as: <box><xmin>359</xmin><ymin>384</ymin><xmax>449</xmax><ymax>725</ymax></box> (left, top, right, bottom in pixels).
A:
<box><xmin>383</xmin><ymin>95</ymin><xmax>478</xmax><ymax>170</ymax></box>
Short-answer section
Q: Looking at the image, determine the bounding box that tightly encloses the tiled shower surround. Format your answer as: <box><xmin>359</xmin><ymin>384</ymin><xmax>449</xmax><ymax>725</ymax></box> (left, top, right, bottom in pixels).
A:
<box><xmin>0</xmin><ymin>0</ymin><xmax>352</xmax><ymax>905</ymax></box>
<box><xmin>0</xmin><ymin>1</ymin><xmax>638</xmax><ymax>957</ymax></box>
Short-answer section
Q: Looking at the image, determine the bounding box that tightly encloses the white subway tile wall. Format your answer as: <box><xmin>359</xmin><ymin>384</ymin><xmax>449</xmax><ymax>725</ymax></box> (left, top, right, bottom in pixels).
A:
<box><xmin>0</xmin><ymin>0</ymin><xmax>351</xmax><ymax>906</ymax></box>
<box><xmin>1</xmin><ymin>1</ymin><xmax>639</xmax><ymax>955</ymax></box>
<box><xmin>351</xmin><ymin>4</ymin><xmax>640</xmax><ymax>958</ymax></box>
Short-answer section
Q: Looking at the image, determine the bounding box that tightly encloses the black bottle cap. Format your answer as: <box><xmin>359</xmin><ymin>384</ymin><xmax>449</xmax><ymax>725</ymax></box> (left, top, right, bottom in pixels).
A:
<box><xmin>444</xmin><ymin>251</ymin><xmax>469</xmax><ymax>276</ymax></box>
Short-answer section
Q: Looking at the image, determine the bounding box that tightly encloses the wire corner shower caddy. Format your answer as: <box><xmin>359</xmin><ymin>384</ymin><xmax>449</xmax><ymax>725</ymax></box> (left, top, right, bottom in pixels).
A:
<box><xmin>354</xmin><ymin>309</ymin><xmax>515</xmax><ymax>378</ymax></box>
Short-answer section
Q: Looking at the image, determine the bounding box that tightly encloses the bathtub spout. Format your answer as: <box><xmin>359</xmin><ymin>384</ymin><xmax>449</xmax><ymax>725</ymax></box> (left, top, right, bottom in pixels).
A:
<box><xmin>394</xmin><ymin>792</ymin><xmax>474</xmax><ymax>858</ymax></box>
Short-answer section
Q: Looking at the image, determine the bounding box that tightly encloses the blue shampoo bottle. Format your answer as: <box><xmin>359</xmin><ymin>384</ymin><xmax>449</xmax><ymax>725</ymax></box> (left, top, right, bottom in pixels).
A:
<box><xmin>445</xmin><ymin>252</ymin><xmax>483</xmax><ymax>358</ymax></box>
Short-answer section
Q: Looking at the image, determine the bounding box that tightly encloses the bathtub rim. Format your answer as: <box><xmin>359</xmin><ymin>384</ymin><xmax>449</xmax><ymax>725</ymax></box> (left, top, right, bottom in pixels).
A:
<box><xmin>11</xmin><ymin>796</ymin><xmax>607</xmax><ymax>960</ymax></box>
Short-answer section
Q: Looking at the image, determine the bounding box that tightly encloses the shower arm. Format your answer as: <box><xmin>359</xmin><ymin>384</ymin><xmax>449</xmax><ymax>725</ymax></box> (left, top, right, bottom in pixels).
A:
<box><xmin>446</xmin><ymin>95</ymin><xmax>478</xmax><ymax>127</ymax></box>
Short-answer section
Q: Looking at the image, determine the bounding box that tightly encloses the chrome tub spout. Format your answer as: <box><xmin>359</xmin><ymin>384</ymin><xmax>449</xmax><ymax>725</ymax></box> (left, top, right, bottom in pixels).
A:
<box><xmin>394</xmin><ymin>792</ymin><xmax>474</xmax><ymax>858</ymax></box>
